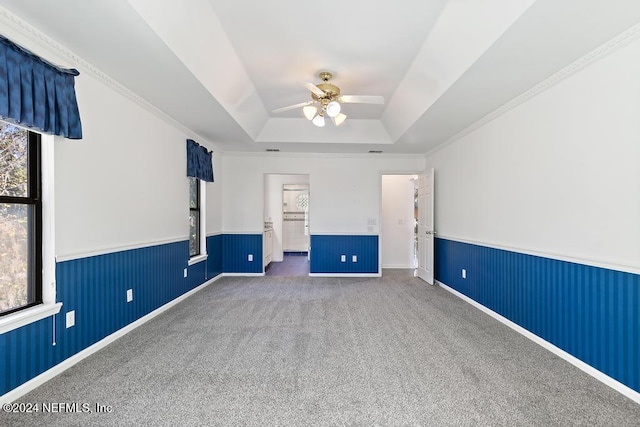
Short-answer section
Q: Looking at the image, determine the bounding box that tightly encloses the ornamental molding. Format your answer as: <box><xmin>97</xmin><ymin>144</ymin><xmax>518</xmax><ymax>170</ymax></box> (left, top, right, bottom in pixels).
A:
<box><xmin>0</xmin><ymin>6</ymin><xmax>214</xmax><ymax>147</ymax></box>
<box><xmin>427</xmin><ymin>22</ymin><xmax>640</xmax><ymax>157</ymax></box>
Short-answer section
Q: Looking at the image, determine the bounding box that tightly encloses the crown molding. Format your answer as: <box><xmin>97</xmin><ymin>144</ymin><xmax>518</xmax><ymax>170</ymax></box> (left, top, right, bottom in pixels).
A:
<box><xmin>427</xmin><ymin>22</ymin><xmax>640</xmax><ymax>157</ymax></box>
<box><xmin>223</xmin><ymin>150</ymin><xmax>422</xmax><ymax>160</ymax></box>
<box><xmin>0</xmin><ymin>6</ymin><xmax>219</xmax><ymax>150</ymax></box>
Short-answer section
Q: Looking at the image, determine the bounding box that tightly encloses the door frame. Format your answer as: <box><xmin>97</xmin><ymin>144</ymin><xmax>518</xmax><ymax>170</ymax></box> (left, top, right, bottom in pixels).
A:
<box><xmin>379</xmin><ymin>170</ymin><xmax>426</xmax><ymax>276</ymax></box>
<box><xmin>263</xmin><ymin>173</ymin><xmax>311</xmax><ymax>274</ymax></box>
<box><xmin>282</xmin><ymin>183</ymin><xmax>310</xmax><ymax>254</ymax></box>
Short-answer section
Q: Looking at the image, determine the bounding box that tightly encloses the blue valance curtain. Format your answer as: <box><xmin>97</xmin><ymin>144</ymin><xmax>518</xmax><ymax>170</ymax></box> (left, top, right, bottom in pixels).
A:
<box><xmin>186</xmin><ymin>139</ymin><xmax>214</xmax><ymax>182</ymax></box>
<box><xmin>0</xmin><ymin>35</ymin><xmax>82</xmax><ymax>139</ymax></box>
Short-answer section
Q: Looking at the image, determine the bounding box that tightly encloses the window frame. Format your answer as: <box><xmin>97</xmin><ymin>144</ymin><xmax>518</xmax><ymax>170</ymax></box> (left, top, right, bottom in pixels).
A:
<box><xmin>189</xmin><ymin>176</ymin><xmax>201</xmax><ymax>258</ymax></box>
<box><xmin>0</xmin><ymin>129</ymin><xmax>61</xmax><ymax>334</ymax></box>
<box><xmin>188</xmin><ymin>176</ymin><xmax>207</xmax><ymax>265</ymax></box>
<box><xmin>0</xmin><ymin>129</ymin><xmax>43</xmax><ymax>316</ymax></box>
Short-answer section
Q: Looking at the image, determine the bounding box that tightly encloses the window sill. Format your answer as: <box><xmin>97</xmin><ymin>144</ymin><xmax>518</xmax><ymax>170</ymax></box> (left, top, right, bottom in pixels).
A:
<box><xmin>0</xmin><ymin>302</ymin><xmax>63</xmax><ymax>334</ymax></box>
<box><xmin>188</xmin><ymin>254</ymin><xmax>208</xmax><ymax>266</ymax></box>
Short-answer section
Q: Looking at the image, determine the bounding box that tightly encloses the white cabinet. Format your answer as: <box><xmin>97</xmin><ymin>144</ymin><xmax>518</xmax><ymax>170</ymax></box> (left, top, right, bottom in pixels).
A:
<box><xmin>263</xmin><ymin>229</ymin><xmax>273</xmax><ymax>267</ymax></box>
<box><xmin>283</xmin><ymin>213</ymin><xmax>309</xmax><ymax>252</ymax></box>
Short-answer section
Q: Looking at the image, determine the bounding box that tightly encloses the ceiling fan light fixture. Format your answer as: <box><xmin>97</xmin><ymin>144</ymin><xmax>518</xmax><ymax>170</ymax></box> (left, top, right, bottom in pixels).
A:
<box><xmin>312</xmin><ymin>113</ymin><xmax>325</xmax><ymax>127</ymax></box>
<box><xmin>302</xmin><ymin>105</ymin><xmax>317</xmax><ymax>120</ymax></box>
<box><xmin>332</xmin><ymin>113</ymin><xmax>347</xmax><ymax>126</ymax></box>
<box><xmin>273</xmin><ymin>70</ymin><xmax>383</xmax><ymax>129</ymax></box>
<box><xmin>325</xmin><ymin>100</ymin><xmax>341</xmax><ymax>118</ymax></box>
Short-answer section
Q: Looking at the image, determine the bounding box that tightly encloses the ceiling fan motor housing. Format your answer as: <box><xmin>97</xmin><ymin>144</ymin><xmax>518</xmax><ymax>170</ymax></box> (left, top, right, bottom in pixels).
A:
<box><xmin>313</xmin><ymin>72</ymin><xmax>341</xmax><ymax>104</ymax></box>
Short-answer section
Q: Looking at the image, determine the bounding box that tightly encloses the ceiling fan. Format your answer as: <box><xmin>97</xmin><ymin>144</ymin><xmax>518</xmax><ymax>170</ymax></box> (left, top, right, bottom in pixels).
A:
<box><xmin>272</xmin><ymin>71</ymin><xmax>384</xmax><ymax>127</ymax></box>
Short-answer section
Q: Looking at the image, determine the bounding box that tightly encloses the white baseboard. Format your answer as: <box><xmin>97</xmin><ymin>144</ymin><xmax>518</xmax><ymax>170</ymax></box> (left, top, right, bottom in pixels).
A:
<box><xmin>222</xmin><ymin>272</ymin><xmax>264</xmax><ymax>277</ymax></box>
<box><xmin>0</xmin><ymin>275</ymin><xmax>222</xmax><ymax>405</ymax></box>
<box><xmin>309</xmin><ymin>273</ymin><xmax>382</xmax><ymax>277</ymax></box>
<box><xmin>436</xmin><ymin>280</ymin><xmax>640</xmax><ymax>405</ymax></box>
<box><xmin>382</xmin><ymin>265</ymin><xmax>416</xmax><ymax>269</ymax></box>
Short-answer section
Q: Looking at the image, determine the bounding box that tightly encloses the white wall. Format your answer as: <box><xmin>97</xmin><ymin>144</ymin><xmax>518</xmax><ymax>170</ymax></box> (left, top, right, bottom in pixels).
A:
<box><xmin>0</xmin><ymin>23</ymin><xmax>220</xmax><ymax>260</ymax></box>
<box><xmin>264</xmin><ymin>174</ymin><xmax>309</xmax><ymax>261</ymax></box>
<box><xmin>55</xmin><ymin>76</ymin><xmax>196</xmax><ymax>259</ymax></box>
<box><xmin>206</xmin><ymin>152</ymin><xmax>224</xmax><ymax>235</ymax></box>
<box><xmin>381</xmin><ymin>175</ymin><xmax>416</xmax><ymax>268</ymax></box>
<box><xmin>224</xmin><ymin>154</ymin><xmax>425</xmax><ymax>236</ymax></box>
<box><xmin>426</xmin><ymin>35</ymin><xmax>640</xmax><ymax>273</ymax></box>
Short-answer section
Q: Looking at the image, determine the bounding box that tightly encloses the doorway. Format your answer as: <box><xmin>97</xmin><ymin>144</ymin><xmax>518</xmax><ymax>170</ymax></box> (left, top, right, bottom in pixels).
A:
<box><xmin>263</xmin><ymin>174</ymin><xmax>310</xmax><ymax>276</ymax></box>
<box><xmin>381</xmin><ymin>171</ymin><xmax>434</xmax><ymax>282</ymax></box>
<box><xmin>381</xmin><ymin>174</ymin><xmax>419</xmax><ymax>270</ymax></box>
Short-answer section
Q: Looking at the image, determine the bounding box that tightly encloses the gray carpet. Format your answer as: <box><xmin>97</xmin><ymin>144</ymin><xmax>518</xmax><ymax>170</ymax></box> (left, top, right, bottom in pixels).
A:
<box><xmin>3</xmin><ymin>270</ymin><xmax>639</xmax><ymax>426</ymax></box>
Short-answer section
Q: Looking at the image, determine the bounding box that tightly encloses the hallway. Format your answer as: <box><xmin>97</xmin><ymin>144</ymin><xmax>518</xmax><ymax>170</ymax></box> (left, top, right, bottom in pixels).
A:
<box><xmin>265</xmin><ymin>253</ymin><xmax>309</xmax><ymax>277</ymax></box>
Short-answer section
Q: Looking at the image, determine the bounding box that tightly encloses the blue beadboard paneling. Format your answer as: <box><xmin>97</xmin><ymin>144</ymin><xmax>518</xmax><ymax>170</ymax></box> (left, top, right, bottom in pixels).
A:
<box><xmin>1</xmin><ymin>234</ymin><xmax>265</xmax><ymax>397</ymax></box>
<box><xmin>0</xmin><ymin>240</ymin><xmax>201</xmax><ymax>396</ymax></box>
<box><xmin>310</xmin><ymin>235</ymin><xmax>378</xmax><ymax>274</ymax></box>
<box><xmin>435</xmin><ymin>237</ymin><xmax>640</xmax><ymax>394</ymax></box>
<box><xmin>222</xmin><ymin>234</ymin><xmax>263</xmax><ymax>273</ymax></box>
<box><xmin>1</xmin><ymin>316</ymin><xmax>53</xmax><ymax>396</ymax></box>
<box><xmin>54</xmin><ymin>241</ymin><xmax>196</xmax><ymax>369</ymax></box>
<box><xmin>4</xmin><ymin>234</ymin><xmax>638</xmax><ymax>398</ymax></box>
<box><xmin>206</xmin><ymin>234</ymin><xmax>223</xmax><ymax>278</ymax></box>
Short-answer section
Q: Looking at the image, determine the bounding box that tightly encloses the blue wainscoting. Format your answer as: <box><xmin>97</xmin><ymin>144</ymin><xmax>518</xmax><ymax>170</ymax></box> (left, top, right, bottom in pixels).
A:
<box><xmin>0</xmin><ymin>233</ymin><xmax>261</xmax><ymax>397</ymax></box>
<box><xmin>2</xmin><ymin>232</ymin><xmax>381</xmax><ymax>397</ymax></box>
<box><xmin>2</xmin><ymin>316</ymin><xmax>53</xmax><ymax>398</ymax></box>
<box><xmin>206</xmin><ymin>234</ymin><xmax>223</xmax><ymax>278</ymax></box>
<box><xmin>222</xmin><ymin>234</ymin><xmax>263</xmax><ymax>273</ymax></box>
<box><xmin>310</xmin><ymin>235</ymin><xmax>378</xmax><ymax>274</ymax></box>
<box><xmin>435</xmin><ymin>237</ymin><xmax>640</xmax><ymax>394</ymax></box>
<box><xmin>1</xmin><ymin>240</ymin><xmax>214</xmax><ymax>396</ymax></box>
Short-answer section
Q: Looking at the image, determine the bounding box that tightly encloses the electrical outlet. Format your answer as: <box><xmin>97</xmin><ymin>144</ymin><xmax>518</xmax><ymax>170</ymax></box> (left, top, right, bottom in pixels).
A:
<box><xmin>341</xmin><ymin>255</ymin><xmax>346</xmax><ymax>262</ymax></box>
<box><xmin>183</xmin><ymin>268</ymin><xmax>188</xmax><ymax>278</ymax></box>
<box><xmin>352</xmin><ymin>255</ymin><xmax>357</xmax><ymax>263</ymax></box>
<box><xmin>248</xmin><ymin>254</ymin><xmax>253</xmax><ymax>262</ymax></box>
<box><xmin>66</xmin><ymin>310</ymin><xmax>75</xmax><ymax>328</ymax></box>
<box><xmin>126</xmin><ymin>289</ymin><xmax>133</xmax><ymax>302</ymax></box>
<box><xmin>462</xmin><ymin>269</ymin><xmax>466</xmax><ymax>279</ymax></box>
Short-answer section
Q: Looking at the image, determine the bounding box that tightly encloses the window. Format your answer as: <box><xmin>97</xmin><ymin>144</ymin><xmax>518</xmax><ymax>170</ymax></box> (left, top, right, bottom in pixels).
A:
<box><xmin>188</xmin><ymin>176</ymin><xmax>207</xmax><ymax>264</ymax></box>
<box><xmin>0</xmin><ymin>122</ymin><xmax>42</xmax><ymax>316</ymax></box>
<box><xmin>189</xmin><ymin>177</ymin><xmax>200</xmax><ymax>257</ymax></box>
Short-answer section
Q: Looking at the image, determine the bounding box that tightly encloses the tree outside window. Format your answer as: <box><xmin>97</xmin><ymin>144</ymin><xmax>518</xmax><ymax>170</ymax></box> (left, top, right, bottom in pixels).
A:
<box><xmin>0</xmin><ymin>122</ymin><xmax>42</xmax><ymax>315</ymax></box>
<box><xmin>189</xmin><ymin>177</ymin><xmax>200</xmax><ymax>257</ymax></box>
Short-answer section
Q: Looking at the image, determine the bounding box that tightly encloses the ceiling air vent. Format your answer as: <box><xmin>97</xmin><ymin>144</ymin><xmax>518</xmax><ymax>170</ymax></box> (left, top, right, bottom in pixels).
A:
<box><xmin>368</xmin><ymin>150</ymin><xmax>383</xmax><ymax>153</ymax></box>
<box><xmin>266</xmin><ymin>148</ymin><xmax>280</xmax><ymax>152</ymax></box>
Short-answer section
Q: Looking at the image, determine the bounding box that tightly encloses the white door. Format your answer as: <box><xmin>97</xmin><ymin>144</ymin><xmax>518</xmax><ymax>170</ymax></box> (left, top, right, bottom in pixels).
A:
<box><xmin>416</xmin><ymin>169</ymin><xmax>435</xmax><ymax>284</ymax></box>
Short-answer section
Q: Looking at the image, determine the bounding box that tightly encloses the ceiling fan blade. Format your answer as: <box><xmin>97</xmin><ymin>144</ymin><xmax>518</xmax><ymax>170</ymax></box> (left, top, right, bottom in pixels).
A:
<box><xmin>340</xmin><ymin>95</ymin><xmax>385</xmax><ymax>104</ymax></box>
<box><xmin>272</xmin><ymin>101</ymin><xmax>313</xmax><ymax>113</ymax></box>
<box><xmin>302</xmin><ymin>82</ymin><xmax>326</xmax><ymax>97</ymax></box>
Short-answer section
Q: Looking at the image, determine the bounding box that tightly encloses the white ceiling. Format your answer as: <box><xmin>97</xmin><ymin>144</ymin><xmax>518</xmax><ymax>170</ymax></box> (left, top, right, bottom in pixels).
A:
<box><xmin>2</xmin><ymin>0</ymin><xmax>640</xmax><ymax>154</ymax></box>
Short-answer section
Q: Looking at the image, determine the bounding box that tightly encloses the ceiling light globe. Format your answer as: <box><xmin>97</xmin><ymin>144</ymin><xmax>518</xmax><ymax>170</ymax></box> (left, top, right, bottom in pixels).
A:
<box><xmin>332</xmin><ymin>113</ymin><xmax>347</xmax><ymax>126</ymax></box>
<box><xmin>312</xmin><ymin>113</ymin><xmax>325</xmax><ymax>127</ymax></box>
<box><xmin>302</xmin><ymin>105</ymin><xmax>317</xmax><ymax>120</ymax></box>
<box><xmin>325</xmin><ymin>101</ymin><xmax>341</xmax><ymax>118</ymax></box>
